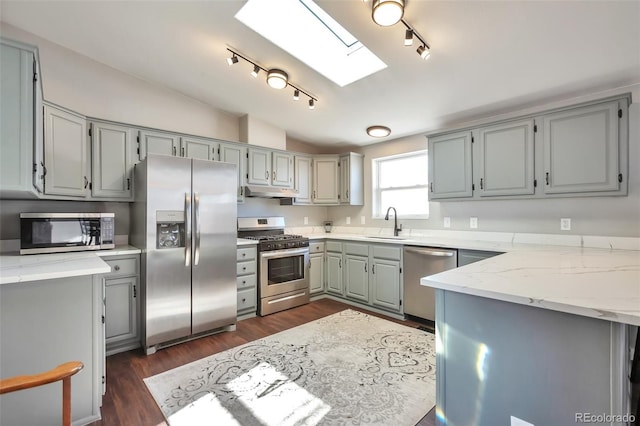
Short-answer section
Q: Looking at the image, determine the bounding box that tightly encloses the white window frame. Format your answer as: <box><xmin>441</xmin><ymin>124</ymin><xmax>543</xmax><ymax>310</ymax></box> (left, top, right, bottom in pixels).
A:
<box><xmin>372</xmin><ymin>150</ymin><xmax>429</xmax><ymax>219</ymax></box>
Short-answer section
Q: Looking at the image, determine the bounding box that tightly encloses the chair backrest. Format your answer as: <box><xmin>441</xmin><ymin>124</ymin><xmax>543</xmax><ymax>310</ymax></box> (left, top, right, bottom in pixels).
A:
<box><xmin>0</xmin><ymin>361</ymin><xmax>84</xmax><ymax>426</ymax></box>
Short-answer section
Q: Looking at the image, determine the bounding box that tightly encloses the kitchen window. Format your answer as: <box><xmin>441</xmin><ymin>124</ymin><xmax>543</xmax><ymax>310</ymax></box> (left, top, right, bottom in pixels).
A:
<box><xmin>372</xmin><ymin>150</ymin><xmax>429</xmax><ymax>218</ymax></box>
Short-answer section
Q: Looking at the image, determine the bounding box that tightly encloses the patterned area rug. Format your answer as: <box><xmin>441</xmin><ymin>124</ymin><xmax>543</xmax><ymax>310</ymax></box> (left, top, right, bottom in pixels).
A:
<box><xmin>144</xmin><ymin>309</ymin><xmax>436</xmax><ymax>425</ymax></box>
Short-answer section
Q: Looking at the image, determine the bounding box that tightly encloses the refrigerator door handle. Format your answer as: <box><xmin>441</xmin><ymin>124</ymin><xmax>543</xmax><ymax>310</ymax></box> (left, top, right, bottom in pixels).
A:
<box><xmin>185</xmin><ymin>192</ymin><xmax>192</xmax><ymax>267</ymax></box>
<box><xmin>194</xmin><ymin>192</ymin><xmax>201</xmax><ymax>265</ymax></box>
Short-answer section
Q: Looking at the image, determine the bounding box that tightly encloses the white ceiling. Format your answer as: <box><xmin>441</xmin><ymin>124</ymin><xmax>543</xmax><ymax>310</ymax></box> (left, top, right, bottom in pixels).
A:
<box><xmin>1</xmin><ymin>1</ymin><xmax>639</xmax><ymax>147</ymax></box>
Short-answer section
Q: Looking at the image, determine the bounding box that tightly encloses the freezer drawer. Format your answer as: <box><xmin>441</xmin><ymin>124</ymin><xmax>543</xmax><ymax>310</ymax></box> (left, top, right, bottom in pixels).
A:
<box><xmin>403</xmin><ymin>246</ymin><xmax>457</xmax><ymax>321</ymax></box>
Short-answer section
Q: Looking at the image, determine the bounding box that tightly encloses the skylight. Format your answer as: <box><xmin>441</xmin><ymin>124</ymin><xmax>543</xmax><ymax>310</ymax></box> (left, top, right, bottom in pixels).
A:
<box><xmin>235</xmin><ymin>0</ymin><xmax>387</xmax><ymax>87</ymax></box>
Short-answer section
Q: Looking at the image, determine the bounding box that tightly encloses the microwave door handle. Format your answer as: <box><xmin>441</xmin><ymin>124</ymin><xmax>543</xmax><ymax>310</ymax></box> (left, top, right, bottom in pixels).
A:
<box><xmin>185</xmin><ymin>192</ymin><xmax>191</xmax><ymax>267</ymax></box>
<box><xmin>194</xmin><ymin>192</ymin><xmax>200</xmax><ymax>266</ymax></box>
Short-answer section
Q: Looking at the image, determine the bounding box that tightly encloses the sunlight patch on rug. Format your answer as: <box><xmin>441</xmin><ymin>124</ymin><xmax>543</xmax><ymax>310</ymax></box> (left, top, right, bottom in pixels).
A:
<box><xmin>144</xmin><ymin>309</ymin><xmax>436</xmax><ymax>425</ymax></box>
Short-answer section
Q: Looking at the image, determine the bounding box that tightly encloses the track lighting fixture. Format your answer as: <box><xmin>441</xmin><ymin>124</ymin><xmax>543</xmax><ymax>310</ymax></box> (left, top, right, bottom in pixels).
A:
<box><xmin>367</xmin><ymin>125</ymin><xmax>391</xmax><ymax>138</ymax></box>
<box><xmin>401</xmin><ymin>19</ymin><xmax>431</xmax><ymax>60</ymax></box>
<box><xmin>404</xmin><ymin>29</ymin><xmax>413</xmax><ymax>46</ymax></box>
<box><xmin>225</xmin><ymin>48</ymin><xmax>317</xmax><ymax>109</ymax></box>
<box><xmin>372</xmin><ymin>0</ymin><xmax>404</xmax><ymax>27</ymax></box>
<box><xmin>417</xmin><ymin>44</ymin><xmax>430</xmax><ymax>60</ymax></box>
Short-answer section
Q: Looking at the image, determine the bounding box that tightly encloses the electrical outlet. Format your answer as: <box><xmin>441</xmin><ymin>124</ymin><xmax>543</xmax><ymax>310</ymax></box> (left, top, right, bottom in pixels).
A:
<box><xmin>346</xmin><ymin>216</ymin><xmax>351</xmax><ymax>225</ymax></box>
<box><xmin>510</xmin><ymin>416</ymin><xmax>534</xmax><ymax>426</ymax></box>
<box><xmin>303</xmin><ymin>216</ymin><xmax>308</xmax><ymax>225</ymax></box>
<box><xmin>560</xmin><ymin>218</ymin><xmax>571</xmax><ymax>231</ymax></box>
<box><xmin>444</xmin><ymin>217</ymin><xmax>451</xmax><ymax>228</ymax></box>
<box><xmin>361</xmin><ymin>216</ymin><xmax>366</xmax><ymax>225</ymax></box>
<box><xmin>470</xmin><ymin>217</ymin><xmax>478</xmax><ymax>229</ymax></box>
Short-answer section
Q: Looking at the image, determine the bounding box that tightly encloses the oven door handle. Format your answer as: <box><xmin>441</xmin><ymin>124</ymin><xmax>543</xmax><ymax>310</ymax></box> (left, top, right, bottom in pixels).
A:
<box><xmin>260</xmin><ymin>247</ymin><xmax>309</xmax><ymax>259</ymax></box>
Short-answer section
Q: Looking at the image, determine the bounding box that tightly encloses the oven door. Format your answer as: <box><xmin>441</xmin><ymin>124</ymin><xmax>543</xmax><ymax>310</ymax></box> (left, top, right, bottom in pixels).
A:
<box><xmin>259</xmin><ymin>247</ymin><xmax>309</xmax><ymax>298</ymax></box>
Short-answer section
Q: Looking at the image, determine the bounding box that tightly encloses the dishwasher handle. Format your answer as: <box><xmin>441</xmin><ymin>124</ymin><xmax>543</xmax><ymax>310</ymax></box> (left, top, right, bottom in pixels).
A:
<box><xmin>404</xmin><ymin>247</ymin><xmax>456</xmax><ymax>257</ymax></box>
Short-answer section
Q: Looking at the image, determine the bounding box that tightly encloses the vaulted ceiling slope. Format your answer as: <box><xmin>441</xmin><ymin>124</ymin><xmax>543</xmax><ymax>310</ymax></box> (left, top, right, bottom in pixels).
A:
<box><xmin>1</xmin><ymin>1</ymin><xmax>639</xmax><ymax>146</ymax></box>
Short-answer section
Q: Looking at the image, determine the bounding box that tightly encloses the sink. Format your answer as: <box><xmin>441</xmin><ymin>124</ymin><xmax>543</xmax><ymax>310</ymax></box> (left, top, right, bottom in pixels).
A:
<box><xmin>364</xmin><ymin>236</ymin><xmax>407</xmax><ymax>241</ymax></box>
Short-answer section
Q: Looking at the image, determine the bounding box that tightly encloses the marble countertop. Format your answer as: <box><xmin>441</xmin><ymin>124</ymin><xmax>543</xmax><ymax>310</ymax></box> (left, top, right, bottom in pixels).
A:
<box><xmin>421</xmin><ymin>248</ymin><xmax>640</xmax><ymax>326</ymax></box>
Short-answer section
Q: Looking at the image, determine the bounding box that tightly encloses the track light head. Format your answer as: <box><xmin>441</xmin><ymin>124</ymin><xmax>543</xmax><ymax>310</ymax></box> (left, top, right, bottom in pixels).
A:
<box><xmin>251</xmin><ymin>65</ymin><xmax>260</xmax><ymax>78</ymax></box>
<box><xmin>308</xmin><ymin>99</ymin><xmax>315</xmax><ymax>110</ymax></box>
<box><xmin>372</xmin><ymin>0</ymin><xmax>404</xmax><ymax>26</ymax></box>
<box><xmin>266</xmin><ymin>69</ymin><xmax>288</xmax><ymax>89</ymax></box>
<box><xmin>226</xmin><ymin>54</ymin><xmax>239</xmax><ymax>66</ymax></box>
<box><xmin>404</xmin><ymin>29</ymin><xmax>414</xmax><ymax>46</ymax></box>
<box><xmin>417</xmin><ymin>45</ymin><xmax>430</xmax><ymax>60</ymax></box>
<box><xmin>293</xmin><ymin>89</ymin><xmax>300</xmax><ymax>101</ymax></box>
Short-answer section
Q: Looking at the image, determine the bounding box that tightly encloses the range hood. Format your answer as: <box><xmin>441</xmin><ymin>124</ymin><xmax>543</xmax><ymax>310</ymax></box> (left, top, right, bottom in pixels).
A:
<box><xmin>244</xmin><ymin>185</ymin><xmax>299</xmax><ymax>198</ymax></box>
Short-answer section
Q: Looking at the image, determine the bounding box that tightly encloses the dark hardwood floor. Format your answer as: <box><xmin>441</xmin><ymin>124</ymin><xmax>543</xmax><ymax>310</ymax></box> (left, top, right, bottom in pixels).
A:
<box><xmin>91</xmin><ymin>298</ymin><xmax>436</xmax><ymax>426</ymax></box>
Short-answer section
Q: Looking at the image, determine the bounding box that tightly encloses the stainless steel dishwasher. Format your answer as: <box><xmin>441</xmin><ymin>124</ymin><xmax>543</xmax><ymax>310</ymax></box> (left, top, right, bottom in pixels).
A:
<box><xmin>403</xmin><ymin>246</ymin><xmax>457</xmax><ymax>321</ymax></box>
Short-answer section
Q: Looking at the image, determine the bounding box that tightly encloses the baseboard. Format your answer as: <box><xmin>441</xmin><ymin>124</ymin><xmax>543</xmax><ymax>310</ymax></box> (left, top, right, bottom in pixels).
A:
<box><xmin>313</xmin><ymin>294</ymin><xmax>406</xmax><ymax>321</ymax></box>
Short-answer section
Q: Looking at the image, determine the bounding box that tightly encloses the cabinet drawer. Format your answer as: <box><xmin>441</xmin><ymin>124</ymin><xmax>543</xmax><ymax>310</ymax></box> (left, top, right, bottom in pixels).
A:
<box><xmin>237</xmin><ymin>260</ymin><xmax>257</xmax><ymax>276</ymax></box>
<box><xmin>371</xmin><ymin>245</ymin><xmax>402</xmax><ymax>261</ymax></box>
<box><xmin>237</xmin><ymin>274</ymin><xmax>256</xmax><ymax>290</ymax></box>
<box><xmin>326</xmin><ymin>241</ymin><xmax>342</xmax><ymax>253</ymax></box>
<box><xmin>344</xmin><ymin>243</ymin><xmax>368</xmax><ymax>256</ymax></box>
<box><xmin>310</xmin><ymin>241</ymin><xmax>325</xmax><ymax>253</ymax></box>
<box><xmin>237</xmin><ymin>247</ymin><xmax>256</xmax><ymax>261</ymax></box>
<box><xmin>237</xmin><ymin>287</ymin><xmax>256</xmax><ymax>312</ymax></box>
<box><xmin>104</xmin><ymin>257</ymin><xmax>138</xmax><ymax>277</ymax></box>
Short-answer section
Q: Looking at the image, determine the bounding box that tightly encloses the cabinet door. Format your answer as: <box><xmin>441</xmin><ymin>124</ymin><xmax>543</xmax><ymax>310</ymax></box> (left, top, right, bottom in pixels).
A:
<box><xmin>344</xmin><ymin>254</ymin><xmax>369</xmax><ymax>302</ymax></box>
<box><xmin>272</xmin><ymin>151</ymin><xmax>293</xmax><ymax>188</ymax></box>
<box><xmin>181</xmin><ymin>136</ymin><xmax>216</xmax><ymax>160</ymax></box>
<box><xmin>313</xmin><ymin>156</ymin><xmax>339</xmax><ymax>204</ymax></box>
<box><xmin>326</xmin><ymin>252</ymin><xmax>343</xmax><ymax>295</ymax></box>
<box><xmin>477</xmin><ymin>119</ymin><xmax>534</xmax><ymax>197</ymax></box>
<box><xmin>91</xmin><ymin>122</ymin><xmax>133</xmax><ymax>199</ymax></box>
<box><xmin>309</xmin><ymin>253</ymin><xmax>325</xmax><ymax>294</ymax></box>
<box><xmin>43</xmin><ymin>104</ymin><xmax>88</xmax><ymax>197</ymax></box>
<box><xmin>339</xmin><ymin>155</ymin><xmax>350</xmax><ymax>203</ymax></box>
<box><xmin>371</xmin><ymin>258</ymin><xmax>401</xmax><ymax>312</ymax></box>
<box><xmin>294</xmin><ymin>156</ymin><xmax>312</xmax><ymax>204</ymax></box>
<box><xmin>428</xmin><ymin>131</ymin><xmax>473</xmax><ymax>199</ymax></box>
<box><xmin>220</xmin><ymin>143</ymin><xmax>246</xmax><ymax>201</ymax></box>
<box><xmin>105</xmin><ymin>276</ymin><xmax>138</xmax><ymax>344</ymax></box>
<box><xmin>138</xmin><ymin>130</ymin><xmax>179</xmax><ymax>160</ymax></box>
<box><xmin>542</xmin><ymin>101</ymin><xmax>620</xmax><ymax>194</ymax></box>
<box><xmin>0</xmin><ymin>43</ymin><xmax>35</xmax><ymax>194</ymax></box>
<box><xmin>247</xmin><ymin>148</ymin><xmax>271</xmax><ymax>185</ymax></box>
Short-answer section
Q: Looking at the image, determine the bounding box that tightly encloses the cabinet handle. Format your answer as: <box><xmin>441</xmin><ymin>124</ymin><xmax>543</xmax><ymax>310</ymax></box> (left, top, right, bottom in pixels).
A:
<box><xmin>173</xmin><ymin>146</ymin><xmax>177</xmax><ymax>156</ymax></box>
<box><xmin>242</xmin><ymin>298</ymin><xmax>246</xmax><ymax>303</ymax></box>
<box><xmin>364</xmin><ymin>263</ymin><xmax>367</xmax><ymax>272</ymax></box>
<box><xmin>346</xmin><ymin>189</ymin><xmax>349</xmax><ymax>199</ymax></box>
<box><xmin>545</xmin><ymin>172</ymin><xmax>550</xmax><ymax>185</ymax></box>
<box><xmin>273</xmin><ymin>171</ymin><xmax>276</xmax><ymax>181</ymax></box>
<box><xmin>240</xmin><ymin>187</ymin><xmax>243</xmax><ymax>196</ymax></box>
<box><xmin>265</xmin><ymin>170</ymin><xmax>269</xmax><ymax>179</ymax></box>
<box><xmin>372</xmin><ymin>264</ymin><xmax>375</xmax><ymax>274</ymax></box>
<box><xmin>181</xmin><ymin>147</ymin><xmax>185</xmax><ymax>157</ymax></box>
<box><xmin>480</xmin><ymin>178</ymin><xmax>484</xmax><ymax>190</ymax></box>
<box><xmin>84</xmin><ymin>176</ymin><xmax>89</xmax><ymax>189</ymax></box>
<box><xmin>339</xmin><ymin>259</ymin><xmax>341</xmax><ymax>268</ymax></box>
<box><xmin>113</xmin><ymin>265</ymin><xmax>120</xmax><ymax>271</ymax></box>
<box><xmin>242</xmin><ymin>266</ymin><xmax>246</xmax><ymax>271</ymax></box>
<box><xmin>242</xmin><ymin>253</ymin><xmax>246</xmax><ymax>257</ymax></box>
<box><xmin>41</xmin><ymin>161</ymin><xmax>47</xmax><ymax>177</ymax></box>
<box><xmin>313</xmin><ymin>190</ymin><xmax>316</xmax><ymax>199</ymax></box>
<box><xmin>242</xmin><ymin>280</ymin><xmax>246</xmax><ymax>284</ymax></box>
<box><xmin>133</xmin><ymin>285</ymin><xmax>137</xmax><ymax>298</ymax></box>
<box><xmin>430</xmin><ymin>182</ymin><xmax>433</xmax><ymax>192</ymax></box>
<box><xmin>127</xmin><ymin>178</ymin><xmax>131</xmax><ymax>190</ymax></box>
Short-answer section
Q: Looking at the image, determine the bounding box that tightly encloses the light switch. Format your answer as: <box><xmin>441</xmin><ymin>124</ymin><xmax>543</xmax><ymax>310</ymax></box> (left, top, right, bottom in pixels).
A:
<box><xmin>444</xmin><ymin>217</ymin><xmax>451</xmax><ymax>228</ymax></box>
<box><xmin>346</xmin><ymin>216</ymin><xmax>351</xmax><ymax>225</ymax></box>
<box><xmin>560</xmin><ymin>218</ymin><xmax>571</xmax><ymax>231</ymax></box>
<box><xmin>303</xmin><ymin>216</ymin><xmax>308</xmax><ymax>225</ymax></box>
<box><xmin>470</xmin><ymin>217</ymin><xmax>478</xmax><ymax>229</ymax></box>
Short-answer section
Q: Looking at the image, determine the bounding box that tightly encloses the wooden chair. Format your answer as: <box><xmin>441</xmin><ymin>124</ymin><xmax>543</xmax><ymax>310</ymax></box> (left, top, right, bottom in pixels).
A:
<box><xmin>0</xmin><ymin>361</ymin><xmax>84</xmax><ymax>426</ymax></box>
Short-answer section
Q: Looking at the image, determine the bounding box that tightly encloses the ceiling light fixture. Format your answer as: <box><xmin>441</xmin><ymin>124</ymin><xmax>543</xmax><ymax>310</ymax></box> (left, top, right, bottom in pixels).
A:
<box><xmin>367</xmin><ymin>125</ymin><xmax>391</xmax><ymax>138</ymax></box>
<box><xmin>372</xmin><ymin>0</ymin><xmax>404</xmax><ymax>26</ymax></box>
<box><xmin>404</xmin><ymin>29</ymin><xmax>414</xmax><ymax>46</ymax></box>
<box><xmin>266</xmin><ymin>69</ymin><xmax>288</xmax><ymax>89</ymax></box>
<box><xmin>400</xmin><ymin>19</ymin><xmax>431</xmax><ymax>60</ymax></box>
<box><xmin>226</xmin><ymin>48</ymin><xmax>318</xmax><ymax>109</ymax></box>
<box><xmin>417</xmin><ymin>44</ymin><xmax>430</xmax><ymax>60</ymax></box>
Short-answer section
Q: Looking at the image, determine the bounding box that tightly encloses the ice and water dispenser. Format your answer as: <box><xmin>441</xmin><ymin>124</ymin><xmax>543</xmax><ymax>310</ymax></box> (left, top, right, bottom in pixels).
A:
<box><xmin>156</xmin><ymin>211</ymin><xmax>185</xmax><ymax>249</ymax></box>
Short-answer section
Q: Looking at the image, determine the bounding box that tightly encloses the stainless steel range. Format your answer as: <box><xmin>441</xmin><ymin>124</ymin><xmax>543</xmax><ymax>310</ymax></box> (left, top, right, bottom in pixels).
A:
<box><xmin>238</xmin><ymin>217</ymin><xmax>310</xmax><ymax>316</ymax></box>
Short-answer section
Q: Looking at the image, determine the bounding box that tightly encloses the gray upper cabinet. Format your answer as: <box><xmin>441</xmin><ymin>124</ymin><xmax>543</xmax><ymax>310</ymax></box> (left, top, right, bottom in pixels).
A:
<box><xmin>138</xmin><ymin>130</ymin><xmax>179</xmax><ymax>160</ymax></box>
<box><xmin>43</xmin><ymin>104</ymin><xmax>88</xmax><ymax>197</ymax></box>
<box><xmin>339</xmin><ymin>153</ymin><xmax>364</xmax><ymax>205</ymax></box>
<box><xmin>90</xmin><ymin>122</ymin><xmax>133</xmax><ymax>200</ymax></box>
<box><xmin>272</xmin><ymin>151</ymin><xmax>293</xmax><ymax>188</ymax></box>
<box><xmin>0</xmin><ymin>41</ymin><xmax>37</xmax><ymax>196</ymax></box>
<box><xmin>181</xmin><ymin>136</ymin><xmax>217</xmax><ymax>161</ymax></box>
<box><xmin>293</xmin><ymin>155</ymin><xmax>312</xmax><ymax>204</ymax></box>
<box><xmin>428</xmin><ymin>131</ymin><xmax>473</xmax><ymax>199</ymax></box>
<box><xmin>476</xmin><ymin>119</ymin><xmax>535</xmax><ymax>197</ymax></box>
<box><xmin>219</xmin><ymin>142</ymin><xmax>246</xmax><ymax>202</ymax></box>
<box><xmin>313</xmin><ymin>155</ymin><xmax>340</xmax><ymax>204</ymax></box>
<box><xmin>247</xmin><ymin>147</ymin><xmax>270</xmax><ymax>185</ymax></box>
<box><xmin>542</xmin><ymin>100</ymin><xmax>621</xmax><ymax>194</ymax></box>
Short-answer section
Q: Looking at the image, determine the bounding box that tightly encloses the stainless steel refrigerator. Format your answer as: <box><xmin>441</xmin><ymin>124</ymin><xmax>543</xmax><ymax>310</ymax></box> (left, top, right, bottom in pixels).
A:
<box><xmin>131</xmin><ymin>154</ymin><xmax>237</xmax><ymax>354</ymax></box>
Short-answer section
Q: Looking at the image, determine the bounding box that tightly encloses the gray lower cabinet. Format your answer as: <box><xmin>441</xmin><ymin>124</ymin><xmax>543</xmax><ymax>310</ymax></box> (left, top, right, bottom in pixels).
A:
<box><xmin>344</xmin><ymin>243</ymin><xmax>369</xmax><ymax>303</ymax></box>
<box><xmin>103</xmin><ymin>255</ymin><xmax>140</xmax><ymax>355</ymax></box>
<box><xmin>542</xmin><ymin>99</ymin><xmax>622</xmax><ymax>194</ymax></box>
<box><xmin>309</xmin><ymin>241</ymin><xmax>325</xmax><ymax>295</ymax></box>
<box><xmin>326</xmin><ymin>242</ymin><xmax>344</xmax><ymax>296</ymax></box>
<box><xmin>90</xmin><ymin>122</ymin><xmax>134</xmax><ymax>200</ymax></box>
<box><xmin>237</xmin><ymin>246</ymin><xmax>257</xmax><ymax>317</ymax></box>
<box><xmin>43</xmin><ymin>103</ymin><xmax>89</xmax><ymax>197</ymax></box>
<box><xmin>428</xmin><ymin>131</ymin><xmax>473</xmax><ymax>199</ymax></box>
<box><xmin>370</xmin><ymin>257</ymin><xmax>402</xmax><ymax>312</ymax></box>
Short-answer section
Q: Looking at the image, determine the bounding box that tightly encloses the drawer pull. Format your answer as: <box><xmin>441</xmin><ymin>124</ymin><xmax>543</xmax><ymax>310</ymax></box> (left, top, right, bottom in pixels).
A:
<box><xmin>242</xmin><ymin>280</ymin><xmax>246</xmax><ymax>284</ymax></box>
<box><xmin>114</xmin><ymin>265</ymin><xmax>120</xmax><ymax>271</ymax></box>
<box><xmin>242</xmin><ymin>266</ymin><xmax>246</xmax><ymax>271</ymax></box>
<box><xmin>242</xmin><ymin>298</ymin><xmax>246</xmax><ymax>303</ymax></box>
<box><xmin>242</xmin><ymin>253</ymin><xmax>246</xmax><ymax>257</ymax></box>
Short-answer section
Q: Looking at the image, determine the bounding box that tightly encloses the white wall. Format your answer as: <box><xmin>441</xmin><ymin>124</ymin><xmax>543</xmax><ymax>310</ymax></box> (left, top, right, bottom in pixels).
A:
<box><xmin>328</xmin><ymin>98</ymin><xmax>640</xmax><ymax>238</ymax></box>
<box><xmin>0</xmin><ymin>23</ymin><xmax>240</xmax><ymax>141</ymax></box>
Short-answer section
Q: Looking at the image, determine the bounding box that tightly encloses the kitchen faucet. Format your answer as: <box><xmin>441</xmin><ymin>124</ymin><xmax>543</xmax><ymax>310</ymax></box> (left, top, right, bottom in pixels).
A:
<box><xmin>384</xmin><ymin>207</ymin><xmax>402</xmax><ymax>236</ymax></box>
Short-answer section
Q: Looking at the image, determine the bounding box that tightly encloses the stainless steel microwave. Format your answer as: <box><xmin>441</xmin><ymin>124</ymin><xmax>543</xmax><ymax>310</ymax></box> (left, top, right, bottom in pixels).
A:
<box><xmin>20</xmin><ymin>213</ymin><xmax>115</xmax><ymax>254</ymax></box>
